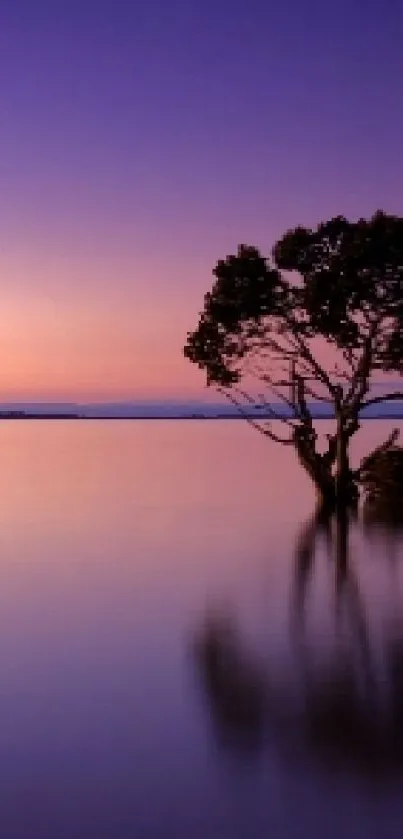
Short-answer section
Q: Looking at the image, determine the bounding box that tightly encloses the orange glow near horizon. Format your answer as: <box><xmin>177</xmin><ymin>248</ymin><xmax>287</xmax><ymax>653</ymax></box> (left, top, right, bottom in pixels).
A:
<box><xmin>0</xmin><ymin>250</ymin><xmax>208</xmax><ymax>401</ymax></box>
<box><xmin>0</xmin><ymin>247</ymin><xmax>399</xmax><ymax>403</ymax></box>
<box><xmin>0</xmin><ymin>299</ymin><xmax>203</xmax><ymax>401</ymax></box>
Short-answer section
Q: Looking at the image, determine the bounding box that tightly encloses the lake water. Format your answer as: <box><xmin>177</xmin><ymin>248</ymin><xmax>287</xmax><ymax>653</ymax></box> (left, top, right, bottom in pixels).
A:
<box><xmin>1</xmin><ymin>419</ymin><xmax>403</xmax><ymax>838</ymax></box>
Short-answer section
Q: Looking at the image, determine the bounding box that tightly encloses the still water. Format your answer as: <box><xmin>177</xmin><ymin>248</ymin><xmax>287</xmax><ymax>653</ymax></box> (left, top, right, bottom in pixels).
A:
<box><xmin>0</xmin><ymin>419</ymin><xmax>403</xmax><ymax>838</ymax></box>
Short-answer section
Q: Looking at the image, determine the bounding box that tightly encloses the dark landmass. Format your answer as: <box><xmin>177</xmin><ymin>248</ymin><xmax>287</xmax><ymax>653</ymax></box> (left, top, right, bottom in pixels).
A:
<box><xmin>0</xmin><ymin>410</ymin><xmax>402</xmax><ymax>420</ymax></box>
<box><xmin>0</xmin><ymin>411</ymin><xmax>81</xmax><ymax>419</ymax></box>
<box><xmin>0</xmin><ymin>400</ymin><xmax>402</xmax><ymax>420</ymax></box>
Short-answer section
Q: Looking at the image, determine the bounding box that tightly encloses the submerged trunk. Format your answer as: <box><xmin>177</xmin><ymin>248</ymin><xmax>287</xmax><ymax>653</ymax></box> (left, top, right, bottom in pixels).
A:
<box><xmin>294</xmin><ymin>415</ymin><xmax>358</xmax><ymax>512</ymax></box>
<box><xmin>313</xmin><ymin>472</ymin><xmax>337</xmax><ymax>510</ymax></box>
<box><xmin>334</xmin><ymin>414</ymin><xmax>358</xmax><ymax>509</ymax></box>
<box><xmin>293</xmin><ymin>435</ymin><xmax>336</xmax><ymax>510</ymax></box>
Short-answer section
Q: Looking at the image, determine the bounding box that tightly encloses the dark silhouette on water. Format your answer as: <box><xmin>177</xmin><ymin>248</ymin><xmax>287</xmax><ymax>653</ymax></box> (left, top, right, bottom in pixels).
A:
<box><xmin>361</xmin><ymin>440</ymin><xmax>403</xmax><ymax>527</ymax></box>
<box><xmin>193</xmin><ymin>508</ymin><xmax>403</xmax><ymax>778</ymax></box>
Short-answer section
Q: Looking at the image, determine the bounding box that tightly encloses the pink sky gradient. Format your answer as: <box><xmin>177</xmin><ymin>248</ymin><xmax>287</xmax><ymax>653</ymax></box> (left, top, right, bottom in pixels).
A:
<box><xmin>0</xmin><ymin>1</ymin><xmax>402</xmax><ymax>400</ymax></box>
<box><xmin>0</xmin><ymin>245</ymin><xmax>207</xmax><ymax>400</ymax></box>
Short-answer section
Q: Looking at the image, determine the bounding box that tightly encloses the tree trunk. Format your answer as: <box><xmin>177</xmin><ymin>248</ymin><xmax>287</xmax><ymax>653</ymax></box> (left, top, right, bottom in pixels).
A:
<box><xmin>293</xmin><ymin>417</ymin><xmax>358</xmax><ymax>512</ymax></box>
<box><xmin>314</xmin><ymin>472</ymin><xmax>337</xmax><ymax>511</ymax></box>
<box><xmin>334</xmin><ymin>415</ymin><xmax>358</xmax><ymax>510</ymax></box>
<box><xmin>293</xmin><ymin>434</ymin><xmax>336</xmax><ymax>510</ymax></box>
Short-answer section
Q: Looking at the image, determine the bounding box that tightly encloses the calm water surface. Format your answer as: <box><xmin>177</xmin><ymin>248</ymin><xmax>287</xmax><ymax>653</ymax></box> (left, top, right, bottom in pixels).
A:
<box><xmin>1</xmin><ymin>420</ymin><xmax>403</xmax><ymax>838</ymax></box>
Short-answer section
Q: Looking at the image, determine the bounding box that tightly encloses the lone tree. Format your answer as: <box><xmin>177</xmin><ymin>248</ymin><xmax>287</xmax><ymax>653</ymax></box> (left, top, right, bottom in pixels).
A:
<box><xmin>184</xmin><ymin>211</ymin><xmax>403</xmax><ymax>509</ymax></box>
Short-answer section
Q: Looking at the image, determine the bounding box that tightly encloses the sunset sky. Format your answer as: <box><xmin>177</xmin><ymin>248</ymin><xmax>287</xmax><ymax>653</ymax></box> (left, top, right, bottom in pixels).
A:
<box><xmin>1</xmin><ymin>0</ymin><xmax>402</xmax><ymax>401</ymax></box>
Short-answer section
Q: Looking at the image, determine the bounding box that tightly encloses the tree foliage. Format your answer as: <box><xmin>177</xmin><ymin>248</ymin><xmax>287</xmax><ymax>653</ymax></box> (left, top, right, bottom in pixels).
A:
<box><xmin>184</xmin><ymin>212</ymin><xmax>403</xmax><ymax>503</ymax></box>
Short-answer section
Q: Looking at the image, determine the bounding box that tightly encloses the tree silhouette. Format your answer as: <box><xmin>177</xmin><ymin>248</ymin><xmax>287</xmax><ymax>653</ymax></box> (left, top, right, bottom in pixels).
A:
<box><xmin>184</xmin><ymin>212</ymin><xmax>403</xmax><ymax>508</ymax></box>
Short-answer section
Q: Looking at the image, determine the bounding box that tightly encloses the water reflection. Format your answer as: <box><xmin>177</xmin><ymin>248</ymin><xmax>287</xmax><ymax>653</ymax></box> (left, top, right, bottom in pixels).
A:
<box><xmin>194</xmin><ymin>613</ymin><xmax>267</xmax><ymax>752</ymax></box>
<box><xmin>193</xmin><ymin>507</ymin><xmax>403</xmax><ymax>778</ymax></box>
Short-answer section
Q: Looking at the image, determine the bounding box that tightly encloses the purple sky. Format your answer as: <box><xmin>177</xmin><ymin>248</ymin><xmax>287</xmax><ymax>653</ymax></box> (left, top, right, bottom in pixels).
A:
<box><xmin>0</xmin><ymin>0</ymin><xmax>402</xmax><ymax>399</ymax></box>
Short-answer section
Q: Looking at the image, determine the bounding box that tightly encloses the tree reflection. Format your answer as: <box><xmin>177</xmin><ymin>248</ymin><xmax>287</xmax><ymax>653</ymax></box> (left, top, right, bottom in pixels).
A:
<box><xmin>192</xmin><ymin>506</ymin><xmax>403</xmax><ymax>777</ymax></box>
<box><xmin>193</xmin><ymin>613</ymin><xmax>267</xmax><ymax>752</ymax></box>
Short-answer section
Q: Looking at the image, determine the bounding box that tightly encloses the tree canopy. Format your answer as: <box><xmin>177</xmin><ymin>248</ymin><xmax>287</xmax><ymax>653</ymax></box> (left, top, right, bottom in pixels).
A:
<box><xmin>184</xmin><ymin>211</ymin><xmax>403</xmax><ymax>505</ymax></box>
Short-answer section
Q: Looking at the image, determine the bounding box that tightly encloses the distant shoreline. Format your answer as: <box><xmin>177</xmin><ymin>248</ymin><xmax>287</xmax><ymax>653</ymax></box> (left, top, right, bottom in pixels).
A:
<box><xmin>0</xmin><ymin>414</ymin><xmax>403</xmax><ymax>422</ymax></box>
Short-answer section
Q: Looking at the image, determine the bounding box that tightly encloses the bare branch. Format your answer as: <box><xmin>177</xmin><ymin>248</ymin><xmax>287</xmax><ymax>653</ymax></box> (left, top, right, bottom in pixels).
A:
<box><xmin>344</xmin><ymin>320</ymin><xmax>380</xmax><ymax>413</ymax></box>
<box><xmin>233</xmin><ymin>384</ymin><xmax>295</xmax><ymax>427</ymax></box>
<box><xmin>242</xmin><ymin>359</ymin><xmax>298</xmax><ymax>418</ymax></box>
<box><xmin>361</xmin><ymin>392</ymin><xmax>403</xmax><ymax>411</ymax></box>
<box><xmin>260</xmin><ymin>377</ymin><xmax>296</xmax><ymax>414</ymax></box>
<box><xmin>254</xmin><ymin>391</ymin><xmax>296</xmax><ymax>427</ymax></box>
<box><xmin>217</xmin><ymin>387</ymin><xmax>294</xmax><ymax>445</ymax></box>
<box><xmin>302</xmin><ymin>382</ymin><xmax>334</xmax><ymax>404</ymax></box>
<box><xmin>286</xmin><ymin>326</ymin><xmax>336</xmax><ymax>396</ymax></box>
<box><xmin>261</xmin><ymin>336</ymin><xmax>300</xmax><ymax>358</ymax></box>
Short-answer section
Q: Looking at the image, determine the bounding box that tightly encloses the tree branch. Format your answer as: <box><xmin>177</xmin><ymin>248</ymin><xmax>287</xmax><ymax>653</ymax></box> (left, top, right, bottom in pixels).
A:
<box><xmin>234</xmin><ymin>384</ymin><xmax>294</xmax><ymax>426</ymax></box>
<box><xmin>287</xmin><ymin>327</ymin><xmax>336</xmax><ymax>396</ymax></box>
<box><xmin>302</xmin><ymin>382</ymin><xmax>334</xmax><ymax>404</ymax></box>
<box><xmin>361</xmin><ymin>392</ymin><xmax>403</xmax><ymax>410</ymax></box>
<box><xmin>216</xmin><ymin>387</ymin><xmax>294</xmax><ymax>444</ymax></box>
<box><xmin>234</xmin><ymin>366</ymin><xmax>296</xmax><ymax>425</ymax></box>
<box><xmin>344</xmin><ymin>321</ymin><xmax>379</xmax><ymax>414</ymax></box>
